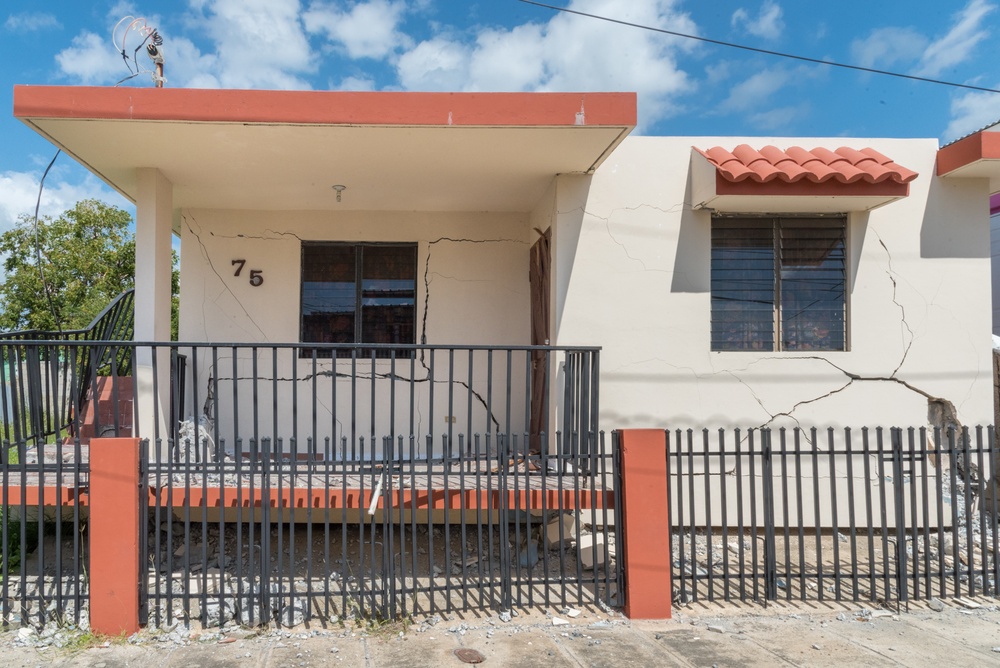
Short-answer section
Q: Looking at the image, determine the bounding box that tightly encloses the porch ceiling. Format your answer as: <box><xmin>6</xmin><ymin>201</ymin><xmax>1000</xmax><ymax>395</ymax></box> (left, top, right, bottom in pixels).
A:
<box><xmin>14</xmin><ymin>86</ymin><xmax>636</xmax><ymax>214</ymax></box>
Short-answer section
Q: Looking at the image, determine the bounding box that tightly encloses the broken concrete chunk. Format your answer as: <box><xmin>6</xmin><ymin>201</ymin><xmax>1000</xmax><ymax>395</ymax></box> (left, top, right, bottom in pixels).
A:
<box><xmin>578</xmin><ymin>533</ymin><xmax>608</xmax><ymax>570</ymax></box>
<box><xmin>545</xmin><ymin>513</ymin><xmax>578</xmax><ymax>550</ymax></box>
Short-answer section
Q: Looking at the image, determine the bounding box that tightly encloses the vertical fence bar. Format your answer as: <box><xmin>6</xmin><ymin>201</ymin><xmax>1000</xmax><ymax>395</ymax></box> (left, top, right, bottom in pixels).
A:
<box><xmin>891</xmin><ymin>428</ymin><xmax>908</xmax><ymax>608</ymax></box>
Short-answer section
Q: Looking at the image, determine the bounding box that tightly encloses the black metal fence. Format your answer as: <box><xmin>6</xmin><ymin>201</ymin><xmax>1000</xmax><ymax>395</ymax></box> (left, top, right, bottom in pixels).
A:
<box><xmin>0</xmin><ymin>438</ymin><xmax>89</xmax><ymax>629</ymax></box>
<box><xmin>141</xmin><ymin>429</ymin><xmax>618</xmax><ymax>627</ymax></box>
<box><xmin>668</xmin><ymin>426</ymin><xmax>999</xmax><ymax>608</ymax></box>
<box><xmin>0</xmin><ymin>339</ymin><xmax>613</xmax><ymax>628</ymax></box>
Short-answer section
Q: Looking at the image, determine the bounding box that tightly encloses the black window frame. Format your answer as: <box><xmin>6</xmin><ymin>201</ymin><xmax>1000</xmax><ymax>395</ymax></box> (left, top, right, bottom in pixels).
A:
<box><xmin>710</xmin><ymin>215</ymin><xmax>848</xmax><ymax>352</ymax></box>
<box><xmin>300</xmin><ymin>241</ymin><xmax>418</xmax><ymax>358</ymax></box>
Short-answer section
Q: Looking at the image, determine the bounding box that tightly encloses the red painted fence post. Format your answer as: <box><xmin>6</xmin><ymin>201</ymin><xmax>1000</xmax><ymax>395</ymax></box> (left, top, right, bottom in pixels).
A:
<box><xmin>618</xmin><ymin>429</ymin><xmax>672</xmax><ymax>619</ymax></box>
<box><xmin>89</xmin><ymin>437</ymin><xmax>141</xmax><ymax>636</ymax></box>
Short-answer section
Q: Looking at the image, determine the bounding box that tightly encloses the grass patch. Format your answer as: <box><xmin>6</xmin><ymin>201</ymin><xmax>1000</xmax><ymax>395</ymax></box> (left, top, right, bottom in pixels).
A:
<box><xmin>61</xmin><ymin>630</ymin><xmax>128</xmax><ymax>655</ymax></box>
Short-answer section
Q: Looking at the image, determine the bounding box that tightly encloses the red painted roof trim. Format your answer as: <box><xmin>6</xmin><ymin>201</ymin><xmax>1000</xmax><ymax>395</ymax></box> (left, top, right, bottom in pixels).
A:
<box><xmin>14</xmin><ymin>85</ymin><xmax>637</xmax><ymax>128</ymax></box>
<box><xmin>937</xmin><ymin>130</ymin><xmax>1000</xmax><ymax>175</ymax></box>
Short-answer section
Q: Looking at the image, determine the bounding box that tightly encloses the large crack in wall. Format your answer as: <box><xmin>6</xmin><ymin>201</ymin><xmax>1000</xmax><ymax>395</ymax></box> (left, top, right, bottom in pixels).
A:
<box><xmin>183</xmin><ymin>231</ymin><xmax>532</xmax><ymax>438</ymax></box>
<box><xmin>581</xmin><ymin>203</ymin><xmax>971</xmax><ymax>435</ymax></box>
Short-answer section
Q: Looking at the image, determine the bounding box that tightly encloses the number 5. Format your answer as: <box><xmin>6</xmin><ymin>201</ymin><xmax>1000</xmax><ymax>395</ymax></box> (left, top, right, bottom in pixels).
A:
<box><xmin>249</xmin><ymin>269</ymin><xmax>263</xmax><ymax>287</ymax></box>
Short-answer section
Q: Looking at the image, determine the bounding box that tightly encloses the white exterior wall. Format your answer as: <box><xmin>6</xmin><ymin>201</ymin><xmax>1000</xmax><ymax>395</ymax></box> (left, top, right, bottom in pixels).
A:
<box><xmin>552</xmin><ymin>136</ymin><xmax>994</xmax><ymax>430</ymax></box>
<box><xmin>177</xmin><ymin>209</ymin><xmax>532</xmax><ymax>455</ymax></box>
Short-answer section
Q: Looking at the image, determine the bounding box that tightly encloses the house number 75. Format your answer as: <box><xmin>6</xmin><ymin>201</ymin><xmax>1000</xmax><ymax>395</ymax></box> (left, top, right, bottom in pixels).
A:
<box><xmin>232</xmin><ymin>259</ymin><xmax>264</xmax><ymax>286</ymax></box>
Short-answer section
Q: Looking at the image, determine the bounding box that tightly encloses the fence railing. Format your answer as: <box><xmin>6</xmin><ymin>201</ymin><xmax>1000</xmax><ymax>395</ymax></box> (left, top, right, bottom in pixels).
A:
<box><xmin>668</xmin><ymin>426</ymin><xmax>999</xmax><ymax>608</ymax></box>
<box><xmin>0</xmin><ymin>290</ymin><xmax>134</xmax><ymax>447</ymax></box>
<box><xmin>1</xmin><ymin>340</ymin><xmax>598</xmax><ymax>462</ymax></box>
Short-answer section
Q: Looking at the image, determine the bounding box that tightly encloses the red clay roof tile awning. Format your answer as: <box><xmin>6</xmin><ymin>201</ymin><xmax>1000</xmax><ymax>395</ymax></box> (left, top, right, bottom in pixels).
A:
<box><xmin>691</xmin><ymin>144</ymin><xmax>918</xmax><ymax>213</ymax></box>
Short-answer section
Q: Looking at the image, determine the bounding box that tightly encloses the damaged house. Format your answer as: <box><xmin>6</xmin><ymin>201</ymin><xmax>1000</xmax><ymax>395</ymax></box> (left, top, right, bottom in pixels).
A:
<box><xmin>6</xmin><ymin>85</ymin><xmax>1000</xmax><ymax>626</ymax></box>
<box><xmin>12</xmin><ymin>85</ymin><xmax>994</xmax><ymax>441</ymax></box>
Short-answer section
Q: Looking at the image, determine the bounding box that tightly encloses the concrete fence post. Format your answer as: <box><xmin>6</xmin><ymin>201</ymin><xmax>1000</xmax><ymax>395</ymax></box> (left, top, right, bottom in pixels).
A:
<box><xmin>618</xmin><ymin>429</ymin><xmax>672</xmax><ymax>619</ymax></box>
<box><xmin>89</xmin><ymin>437</ymin><xmax>141</xmax><ymax>636</ymax></box>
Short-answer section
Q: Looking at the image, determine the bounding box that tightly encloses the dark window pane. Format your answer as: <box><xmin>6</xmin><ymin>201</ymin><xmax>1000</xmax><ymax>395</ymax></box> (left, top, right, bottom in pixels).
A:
<box><xmin>780</xmin><ymin>220</ymin><xmax>845</xmax><ymax>351</ymax></box>
<box><xmin>711</xmin><ymin>221</ymin><xmax>775</xmax><ymax>350</ymax></box>
<box><xmin>711</xmin><ymin>217</ymin><xmax>846</xmax><ymax>352</ymax></box>
<box><xmin>300</xmin><ymin>243</ymin><xmax>417</xmax><ymax>357</ymax></box>
<box><xmin>360</xmin><ymin>246</ymin><xmax>416</xmax><ymax>348</ymax></box>
<box><xmin>301</xmin><ymin>245</ymin><xmax>356</xmax><ymax>346</ymax></box>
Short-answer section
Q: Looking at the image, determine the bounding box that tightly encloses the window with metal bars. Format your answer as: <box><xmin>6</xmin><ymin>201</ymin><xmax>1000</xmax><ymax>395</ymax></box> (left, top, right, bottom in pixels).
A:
<box><xmin>711</xmin><ymin>216</ymin><xmax>846</xmax><ymax>351</ymax></box>
<box><xmin>300</xmin><ymin>242</ymin><xmax>417</xmax><ymax>357</ymax></box>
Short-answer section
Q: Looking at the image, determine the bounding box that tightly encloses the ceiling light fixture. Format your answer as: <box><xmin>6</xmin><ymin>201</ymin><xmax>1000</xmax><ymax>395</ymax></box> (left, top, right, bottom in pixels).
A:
<box><xmin>331</xmin><ymin>184</ymin><xmax>346</xmax><ymax>202</ymax></box>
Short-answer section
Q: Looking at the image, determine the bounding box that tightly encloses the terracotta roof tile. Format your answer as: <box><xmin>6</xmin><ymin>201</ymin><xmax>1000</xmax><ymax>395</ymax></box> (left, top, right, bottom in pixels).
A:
<box><xmin>695</xmin><ymin>144</ymin><xmax>919</xmax><ymax>185</ymax></box>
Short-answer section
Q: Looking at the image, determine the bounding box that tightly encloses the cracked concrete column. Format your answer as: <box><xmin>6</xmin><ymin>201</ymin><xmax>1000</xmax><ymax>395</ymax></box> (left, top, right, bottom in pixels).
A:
<box><xmin>135</xmin><ymin>168</ymin><xmax>173</xmax><ymax>441</ymax></box>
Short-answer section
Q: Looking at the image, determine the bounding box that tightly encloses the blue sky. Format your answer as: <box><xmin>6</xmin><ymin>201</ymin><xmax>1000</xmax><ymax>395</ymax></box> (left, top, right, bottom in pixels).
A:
<box><xmin>2</xmin><ymin>0</ymin><xmax>1000</xmax><ymax>232</ymax></box>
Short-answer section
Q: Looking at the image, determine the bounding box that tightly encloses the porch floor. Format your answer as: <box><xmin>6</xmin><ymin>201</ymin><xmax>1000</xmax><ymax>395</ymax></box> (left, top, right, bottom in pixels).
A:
<box><xmin>6</xmin><ymin>442</ymin><xmax>615</xmax><ymax>512</ymax></box>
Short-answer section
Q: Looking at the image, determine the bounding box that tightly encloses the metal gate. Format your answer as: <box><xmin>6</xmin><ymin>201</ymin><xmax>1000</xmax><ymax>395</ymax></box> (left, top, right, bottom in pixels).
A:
<box><xmin>140</xmin><ymin>430</ymin><xmax>620</xmax><ymax>627</ymax></box>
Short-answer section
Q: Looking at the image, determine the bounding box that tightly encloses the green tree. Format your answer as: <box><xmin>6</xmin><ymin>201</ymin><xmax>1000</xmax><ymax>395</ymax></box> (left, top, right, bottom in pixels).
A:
<box><xmin>0</xmin><ymin>199</ymin><xmax>178</xmax><ymax>338</ymax></box>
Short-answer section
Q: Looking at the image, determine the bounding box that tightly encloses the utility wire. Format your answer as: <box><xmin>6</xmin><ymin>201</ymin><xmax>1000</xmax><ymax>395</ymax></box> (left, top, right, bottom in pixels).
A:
<box><xmin>32</xmin><ymin>150</ymin><xmax>63</xmax><ymax>332</ymax></box>
<box><xmin>517</xmin><ymin>0</ymin><xmax>1000</xmax><ymax>95</ymax></box>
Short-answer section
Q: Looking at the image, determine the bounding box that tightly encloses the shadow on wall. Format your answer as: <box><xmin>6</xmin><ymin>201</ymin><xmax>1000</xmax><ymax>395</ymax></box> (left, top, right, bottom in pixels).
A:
<box><xmin>670</xmin><ymin>168</ymin><xmax>709</xmax><ymax>294</ymax></box>
<box><xmin>552</xmin><ymin>174</ymin><xmax>592</xmax><ymax>333</ymax></box>
<box><xmin>669</xmin><ymin>165</ymin><xmax>871</xmax><ymax>295</ymax></box>
<box><xmin>920</xmin><ymin>173</ymin><xmax>990</xmax><ymax>259</ymax></box>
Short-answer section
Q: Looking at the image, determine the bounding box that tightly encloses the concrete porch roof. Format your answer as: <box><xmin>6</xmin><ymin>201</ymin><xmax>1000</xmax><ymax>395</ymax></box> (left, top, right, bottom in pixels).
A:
<box><xmin>14</xmin><ymin>86</ymin><xmax>636</xmax><ymax>216</ymax></box>
<box><xmin>937</xmin><ymin>125</ymin><xmax>1000</xmax><ymax>193</ymax></box>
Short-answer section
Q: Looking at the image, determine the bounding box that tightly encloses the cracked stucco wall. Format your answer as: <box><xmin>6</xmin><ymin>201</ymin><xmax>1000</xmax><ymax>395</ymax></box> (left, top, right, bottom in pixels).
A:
<box><xmin>177</xmin><ymin>208</ymin><xmax>532</xmax><ymax>453</ymax></box>
<box><xmin>551</xmin><ymin>136</ymin><xmax>994</xmax><ymax>431</ymax></box>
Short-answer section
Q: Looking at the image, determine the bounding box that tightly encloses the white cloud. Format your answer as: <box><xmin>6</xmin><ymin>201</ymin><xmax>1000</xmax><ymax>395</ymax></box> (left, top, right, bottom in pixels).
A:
<box><xmin>166</xmin><ymin>36</ymin><xmax>221</xmax><ymax>88</ymax></box>
<box><xmin>193</xmin><ymin>0</ymin><xmax>315</xmax><ymax>89</ymax></box>
<box><xmin>914</xmin><ymin>0</ymin><xmax>995</xmax><ymax>77</ymax></box>
<box><xmin>718</xmin><ymin>67</ymin><xmax>791</xmax><ymax>113</ymax></box>
<box><xmin>55</xmin><ymin>32</ymin><xmax>128</xmax><ymax>85</ymax></box>
<box><xmin>336</xmin><ymin>75</ymin><xmax>377</xmax><ymax>90</ymax></box>
<box><xmin>731</xmin><ymin>1</ymin><xmax>784</xmax><ymax>40</ymax></box>
<box><xmin>943</xmin><ymin>87</ymin><xmax>1000</xmax><ymax>141</ymax></box>
<box><xmin>303</xmin><ymin>0</ymin><xmax>410</xmax><ymax>59</ymax></box>
<box><xmin>397</xmin><ymin>36</ymin><xmax>471</xmax><ymax>91</ymax></box>
<box><xmin>4</xmin><ymin>12</ymin><xmax>60</xmax><ymax>32</ymax></box>
<box><xmin>0</xmin><ymin>171</ymin><xmax>121</xmax><ymax>235</ymax></box>
<box><xmin>850</xmin><ymin>27</ymin><xmax>928</xmax><ymax>70</ymax></box>
<box><xmin>749</xmin><ymin>104</ymin><xmax>807</xmax><ymax>131</ymax></box>
<box><xmin>397</xmin><ymin>0</ymin><xmax>696</xmax><ymax>128</ymax></box>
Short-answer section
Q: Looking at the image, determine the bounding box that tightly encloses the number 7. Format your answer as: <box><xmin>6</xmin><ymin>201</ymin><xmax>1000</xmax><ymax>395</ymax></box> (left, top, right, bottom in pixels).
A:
<box><xmin>232</xmin><ymin>259</ymin><xmax>246</xmax><ymax>276</ymax></box>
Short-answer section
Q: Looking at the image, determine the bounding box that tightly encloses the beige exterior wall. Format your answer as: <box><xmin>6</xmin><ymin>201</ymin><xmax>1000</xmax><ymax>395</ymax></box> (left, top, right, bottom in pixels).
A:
<box><xmin>175</xmin><ymin>135</ymin><xmax>994</xmax><ymax>440</ymax></box>
<box><xmin>551</xmin><ymin>136</ymin><xmax>994</xmax><ymax>430</ymax></box>
<box><xmin>177</xmin><ymin>209</ymin><xmax>533</xmax><ymax>455</ymax></box>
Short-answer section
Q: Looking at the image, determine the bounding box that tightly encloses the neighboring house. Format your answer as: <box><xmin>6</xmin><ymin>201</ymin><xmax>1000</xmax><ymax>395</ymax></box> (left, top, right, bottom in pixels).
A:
<box><xmin>12</xmin><ymin>86</ymin><xmax>998</xmax><ymax>451</ymax></box>
<box><xmin>992</xmin><ymin>192</ymin><xmax>1000</xmax><ymax>337</ymax></box>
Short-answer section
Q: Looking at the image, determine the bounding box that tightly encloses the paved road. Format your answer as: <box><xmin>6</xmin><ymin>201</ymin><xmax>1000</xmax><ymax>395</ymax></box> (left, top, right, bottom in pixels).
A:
<box><xmin>2</xmin><ymin>598</ymin><xmax>999</xmax><ymax>666</ymax></box>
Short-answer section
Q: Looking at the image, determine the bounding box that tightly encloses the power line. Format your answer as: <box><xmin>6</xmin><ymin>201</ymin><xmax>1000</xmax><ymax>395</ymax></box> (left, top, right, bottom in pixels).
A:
<box><xmin>32</xmin><ymin>149</ymin><xmax>63</xmax><ymax>332</ymax></box>
<box><xmin>517</xmin><ymin>0</ymin><xmax>1000</xmax><ymax>95</ymax></box>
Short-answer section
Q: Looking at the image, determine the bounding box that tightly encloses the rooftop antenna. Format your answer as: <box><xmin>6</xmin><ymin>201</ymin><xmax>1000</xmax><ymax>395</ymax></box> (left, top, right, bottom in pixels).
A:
<box><xmin>112</xmin><ymin>16</ymin><xmax>166</xmax><ymax>87</ymax></box>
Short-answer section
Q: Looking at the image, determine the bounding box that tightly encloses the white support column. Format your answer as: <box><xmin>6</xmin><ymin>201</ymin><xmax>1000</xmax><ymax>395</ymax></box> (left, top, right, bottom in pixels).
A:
<box><xmin>134</xmin><ymin>168</ymin><xmax>173</xmax><ymax>442</ymax></box>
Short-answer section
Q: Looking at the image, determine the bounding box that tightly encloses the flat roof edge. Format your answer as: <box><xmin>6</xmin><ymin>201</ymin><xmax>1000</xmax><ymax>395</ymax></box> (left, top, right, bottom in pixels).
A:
<box><xmin>14</xmin><ymin>85</ymin><xmax>637</xmax><ymax>128</ymax></box>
